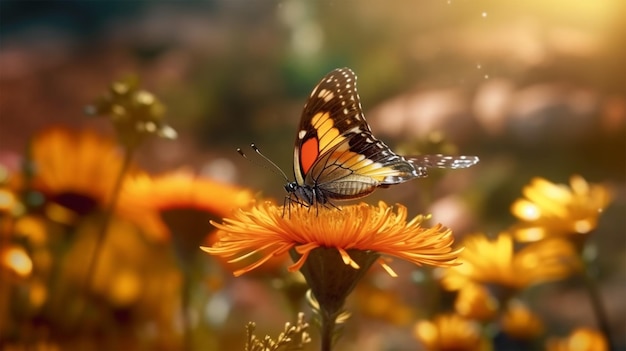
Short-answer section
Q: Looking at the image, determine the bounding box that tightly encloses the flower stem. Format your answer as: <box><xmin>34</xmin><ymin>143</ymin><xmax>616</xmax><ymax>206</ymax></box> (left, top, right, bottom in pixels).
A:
<box><xmin>81</xmin><ymin>146</ymin><xmax>135</xmax><ymax>307</ymax></box>
<box><xmin>581</xmin><ymin>258</ymin><xmax>614</xmax><ymax>350</ymax></box>
<box><xmin>181</xmin><ymin>272</ymin><xmax>193</xmax><ymax>351</ymax></box>
<box><xmin>320</xmin><ymin>309</ymin><xmax>336</xmax><ymax>351</ymax></box>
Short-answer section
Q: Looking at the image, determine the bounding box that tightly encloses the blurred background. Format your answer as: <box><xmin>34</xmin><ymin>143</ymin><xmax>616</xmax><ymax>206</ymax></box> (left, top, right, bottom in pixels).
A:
<box><xmin>1</xmin><ymin>0</ymin><xmax>624</xmax><ymax>350</ymax></box>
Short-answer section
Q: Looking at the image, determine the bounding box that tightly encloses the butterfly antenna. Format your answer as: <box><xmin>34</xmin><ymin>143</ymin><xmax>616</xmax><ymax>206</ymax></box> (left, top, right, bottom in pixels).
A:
<box><xmin>237</xmin><ymin>143</ymin><xmax>290</xmax><ymax>182</ymax></box>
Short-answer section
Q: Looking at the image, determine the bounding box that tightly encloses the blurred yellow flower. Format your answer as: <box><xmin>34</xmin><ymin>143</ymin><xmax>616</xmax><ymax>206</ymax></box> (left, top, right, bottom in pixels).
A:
<box><xmin>511</xmin><ymin>175</ymin><xmax>611</xmax><ymax>242</ymax></box>
<box><xmin>414</xmin><ymin>313</ymin><xmax>491</xmax><ymax>351</ymax></box>
<box><xmin>545</xmin><ymin>328</ymin><xmax>608</xmax><ymax>351</ymax></box>
<box><xmin>500</xmin><ymin>300</ymin><xmax>544</xmax><ymax>340</ymax></box>
<box><xmin>441</xmin><ymin>233</ymin><xmax>580</xmax><ymax>291</ymax></box>
<box><xmin>203</xmin><ymin>201</ymin><xmax>460</xmax><ymax>277</ymax></box>
<box><xmin>454</xmin><ymin>283</ymin><xmax>498</xmax><ymax>322</ymax></box>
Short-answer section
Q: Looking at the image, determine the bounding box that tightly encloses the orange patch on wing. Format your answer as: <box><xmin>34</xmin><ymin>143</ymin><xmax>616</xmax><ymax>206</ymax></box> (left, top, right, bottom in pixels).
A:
<box><xmin>300</xmin><ymin>137</ymin><xmax>319</xmax><ymax>175</ymax></box>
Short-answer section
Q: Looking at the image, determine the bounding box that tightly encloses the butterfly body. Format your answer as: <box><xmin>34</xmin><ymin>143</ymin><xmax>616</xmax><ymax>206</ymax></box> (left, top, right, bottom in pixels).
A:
<box><xmin>286</xmin><ymin>68</ymin><xmax>478</xmax><ymax>207</ymax></box>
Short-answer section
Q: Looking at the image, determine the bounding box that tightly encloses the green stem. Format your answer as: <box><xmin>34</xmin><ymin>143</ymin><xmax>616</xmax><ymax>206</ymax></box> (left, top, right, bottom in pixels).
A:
<box><xmin>319</xmin><ymin>309</ymin><xmax>336</xmax><ymax>351</ymax></box>
<box><xmin>581</xmin><ymin>259</ymin><xmax>614</xmax><ymax>350</ymax></box>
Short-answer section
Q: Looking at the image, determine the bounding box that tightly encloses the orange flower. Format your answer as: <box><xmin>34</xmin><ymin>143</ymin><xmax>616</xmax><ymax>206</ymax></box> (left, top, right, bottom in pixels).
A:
<box><xmin>122</xmin><ymin>170</ymin><xmax>254</xmax><ymax>242</ymax></box>
<box><xmin>202</xmin><ymin>201</ymin><xmax>460</xmax><ymax>277</ymax></box>
<box><xmin>29</xmin><ymin>127</ymin><xmax>128</xmax><ymax>218</ymax></box>
<box><xmin>123</xmin><ymin>170</ymin><xmax>252</xmax><ymax>217</ymax></box>
<box><xmin>26</xmin><ymin>127</ymin><xmax>162</xmax><ymax>234</ymax></box>
<box><xmin>511</xmin><ymin>175</ymin><xmax>611</xmax><ymax>242</ymax></box>
<box><xmin>546</xmin><ymin>328</ymin><xmax>608</xmax><ymax>351</ymax></box>
<box><xmin>442</xmin><ymin>233</ymin><xmax>580</xmax><ymax>291</ymax></box>
<box><xmin>414</xmin><ymin>313</ymin><xmax>491</xmax><ymax>351</ymax></box>
<box><xmin>205</xmin><ymin>201</ymin><xmax>460</xmax><ymax>330</ymax></box>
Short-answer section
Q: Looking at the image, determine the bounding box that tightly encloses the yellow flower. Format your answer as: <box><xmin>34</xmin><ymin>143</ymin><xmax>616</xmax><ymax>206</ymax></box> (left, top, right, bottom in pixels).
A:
<box><xmin>500</xmin><ymin>300</ymin><xmax>543</xmax><ymax>340</ymax></box>
<box><xmin>546</xmin><ymin>328</ymin><xmax>608</xmax><ymax>351</ymax></box>
<box><xmin>454</xmin><ymin>283</ymin><xmax>498</xmax><ymax>322</ymax></box>
<box><xmin>442</xmin><ymin>233</ymin><xmax>580</xmax><ymax>292</ymax></box>
<box><xmin>511</xmin><ymin>175</ymin><xmax>611</xmax><ymax>242</ymax></box>
<box><xmin>203</xmin><ymin>201</ymin><xmax>460</xmax><ymax>277</ymax></box>
<box><xmin>414</xmin><ymin>313</ymin><xmax>491</xmax><ymax>351</ymax></box>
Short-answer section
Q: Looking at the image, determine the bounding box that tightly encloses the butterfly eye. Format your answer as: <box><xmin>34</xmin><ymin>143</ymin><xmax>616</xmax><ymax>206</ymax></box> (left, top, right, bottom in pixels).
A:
<box><xmin>285</xmin><ymin>182</ymin><xmax>298</xmax><ymax>192</ymax></box>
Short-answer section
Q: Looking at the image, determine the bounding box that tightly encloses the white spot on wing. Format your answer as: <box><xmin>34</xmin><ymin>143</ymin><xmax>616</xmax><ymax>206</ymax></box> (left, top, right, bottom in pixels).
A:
<box><xmin>318</xmin><ymin>89</ymin><xmax>334</xmax><ymax>102</ymax></box>
<box><xmin>298</xmin><ymin>130</ymin><xmax>307</xmax><ymax>139</ymax></box>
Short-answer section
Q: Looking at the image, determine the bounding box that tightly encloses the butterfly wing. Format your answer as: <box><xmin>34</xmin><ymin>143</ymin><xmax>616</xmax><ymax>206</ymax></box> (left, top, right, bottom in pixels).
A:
<box><xmin>407</xmin><ymin>154</ymin><xmax>480</xmax><ymax>176</ymax></box>
<box><xmin>293</xmin><ymin>68</ymin><xmax>418</xmax><ymax>200</ymax></box>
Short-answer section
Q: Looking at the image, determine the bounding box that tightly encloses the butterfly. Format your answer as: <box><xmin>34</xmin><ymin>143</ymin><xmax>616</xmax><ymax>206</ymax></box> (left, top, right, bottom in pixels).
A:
<box><xmin>276</xmin><ymin>67</ymin><xmax>479</xmax><ymax>208</ymax></box>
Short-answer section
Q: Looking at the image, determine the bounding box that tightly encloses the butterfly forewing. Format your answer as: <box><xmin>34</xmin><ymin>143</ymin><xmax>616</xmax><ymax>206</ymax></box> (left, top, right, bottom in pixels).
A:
<box><xmin>300</xmin><ymin>68</ymin><xmax>370</xmax><ymax>136</ymax></box>
<box><xmin>289</xmin><ymin>67</ymin><xmax>479</xmax><ymax>205</ymax></box>
<box><xmin>294</xmin><ymin>68</ymin><xmax>418</xmax><ymax>193</ymax></box>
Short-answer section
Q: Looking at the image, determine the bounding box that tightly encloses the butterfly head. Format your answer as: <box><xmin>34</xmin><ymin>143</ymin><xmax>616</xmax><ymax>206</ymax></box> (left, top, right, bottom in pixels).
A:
<box><xmin>284</xmin><ymin>181</ymin><xmax>329</xmax><ymax>207</ymax></box>
<box><xmin>284</xmin><ymin>181</ymin><xmax>298</xmax><ymax>194</ymax></box>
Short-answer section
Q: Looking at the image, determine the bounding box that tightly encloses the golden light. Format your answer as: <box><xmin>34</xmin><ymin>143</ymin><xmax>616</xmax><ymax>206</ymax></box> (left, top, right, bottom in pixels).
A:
<box><xmin>574</xmin><ymin>219</ymin><xmax>593</xmax><ymax>234</ymax></box>
<box><xmin>0</xmin><ymin>188</ymin><xmax>16</xmax><ymax>212</ymax></box>
<box><xmin>14</xmin><ymin>216</ymin><xmax>48</xmax><ymax>245</ymax></box>
<box><xmin>109</xmin><ymin>269</ymin><xmax>141</xmax><ymax>307</ymax></box>
<box><xmin>515</xmin><ymin>227</ymin><xmax>547</xmax><ymax>242</ymax></box>
<box><xmin>2</xmin><ymin>246</ymin><xmax>33</xmax><ymax>277</ymax></box>
<box><xmin>512</xmin><ymin>200</ymin><xmax>541</xmax><ymax>221</ymax></box>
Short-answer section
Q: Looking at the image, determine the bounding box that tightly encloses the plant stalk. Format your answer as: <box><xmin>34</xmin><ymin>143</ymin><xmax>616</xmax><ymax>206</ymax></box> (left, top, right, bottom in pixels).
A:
<box><xmin>82</xmin><ymin>146</ymin><xmax>135</xmax><ymax>301</ymax></box>
<box><xmin>581</xmin><ymin>261</ymin><xmax>615</xmax><ymax>351</ymax></box>
<box><xmin>319</xmin><ymin>309</ymin><xmax>336</xmax><ymax>351</ymax></box>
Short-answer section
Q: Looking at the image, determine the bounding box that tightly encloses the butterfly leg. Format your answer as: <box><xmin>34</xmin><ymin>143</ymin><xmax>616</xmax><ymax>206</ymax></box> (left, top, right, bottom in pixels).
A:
<box><xmin>282</xmin><ymin>193</ymin><xmax>311</xmax><ymax>218</ymax></box>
